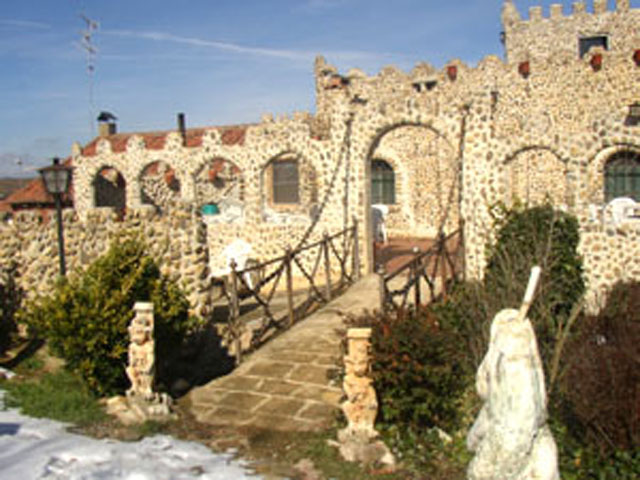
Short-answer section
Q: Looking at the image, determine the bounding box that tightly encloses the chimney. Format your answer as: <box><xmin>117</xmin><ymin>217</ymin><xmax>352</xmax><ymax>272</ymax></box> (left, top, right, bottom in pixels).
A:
<box><xmin>97</xmin><ymin>111</ymin><xmax>118</xmax><ymax>137</ymax></box>
<box><xmin>177</xmin><ymin>112</ymin><xmax>186</xmax><ymax>146</ymax></box>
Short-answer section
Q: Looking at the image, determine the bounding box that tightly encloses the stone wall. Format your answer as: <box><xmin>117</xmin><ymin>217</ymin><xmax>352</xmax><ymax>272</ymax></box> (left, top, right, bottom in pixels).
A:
<box><xmin>0</xmin><ymin>205</ymin><xmax>210</xmax><ymax>317</ymax></box>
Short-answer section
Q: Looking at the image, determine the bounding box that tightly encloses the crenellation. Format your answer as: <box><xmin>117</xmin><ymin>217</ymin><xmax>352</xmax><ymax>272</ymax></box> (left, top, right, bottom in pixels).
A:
<box><xmin>550</xmin><ymin>3</ymin><xmax>564</xmax><ymax>19</ymax></box>
<box><xmin>593</xmin><ymin>0</ymin><xmax>607</xmax><ymax>15</ymax></box>
<box><xmin>616</xmin><ymin>0</ymin><xmax>630</xmax><ymax>11</ymax></box>
<box><xmin>529</xmin><ymin>6</ymin><xmax>544</xmax><ymax>21</ymax></box>
<box><xmin>573</xmin><ymin>1</ymin><xmax>587</xmax><ymax>14</ymax></box>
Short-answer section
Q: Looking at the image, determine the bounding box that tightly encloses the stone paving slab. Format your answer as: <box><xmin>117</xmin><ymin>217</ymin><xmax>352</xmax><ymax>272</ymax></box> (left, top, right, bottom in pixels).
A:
<box><xmin>182</xmin><ymin>274</ymin><xmax>382</xmax><ymax>432</ymax></box>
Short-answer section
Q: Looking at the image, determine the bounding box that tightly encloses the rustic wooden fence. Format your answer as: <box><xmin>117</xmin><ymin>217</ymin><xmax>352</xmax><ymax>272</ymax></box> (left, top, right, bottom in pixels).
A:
<box><xmin>382</xmin><ymin>226</ymin><xmax>465</xmax><ymax>312</ymax></box>
<box><xmin>225</xmin><ymin>219</ymin><xmax>360</xmax><ymax>362</ymax></box>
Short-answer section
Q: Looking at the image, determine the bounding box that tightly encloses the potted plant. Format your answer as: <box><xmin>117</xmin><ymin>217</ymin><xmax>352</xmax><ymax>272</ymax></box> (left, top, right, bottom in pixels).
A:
<box><xmin>447</xmin><ymin>65</ymin><xmax>458</xmax><ymax>81</ymax></box>
<box><xmin>590</xmin><ymin>53</ymin><xmax>603</xmax><ymax>71</ymax></box>
<box><xmin>518</xmin><ymin>61</ymin><xmax>530</xmax><ymax>78</ymax></box>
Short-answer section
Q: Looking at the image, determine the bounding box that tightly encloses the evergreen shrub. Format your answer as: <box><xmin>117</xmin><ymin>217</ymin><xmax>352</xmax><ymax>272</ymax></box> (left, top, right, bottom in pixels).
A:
<box><xmin>20</xmin><ymin>235</ymin><xmax>197</xmax><ymax>396</ymax></box>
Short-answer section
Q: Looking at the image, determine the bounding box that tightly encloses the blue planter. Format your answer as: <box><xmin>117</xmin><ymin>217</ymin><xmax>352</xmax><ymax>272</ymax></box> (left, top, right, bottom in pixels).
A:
<box><xmin>201</xmin><ymin>203</ymin><xmax>219</xmax><ymax>215</ymax></box>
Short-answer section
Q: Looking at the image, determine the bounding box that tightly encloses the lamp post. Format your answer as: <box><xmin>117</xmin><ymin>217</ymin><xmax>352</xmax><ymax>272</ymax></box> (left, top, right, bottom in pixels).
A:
<box><xmin>39</xmin><ymin>157</ymin><xmax>73</xmax><ymax>277</ymax></box>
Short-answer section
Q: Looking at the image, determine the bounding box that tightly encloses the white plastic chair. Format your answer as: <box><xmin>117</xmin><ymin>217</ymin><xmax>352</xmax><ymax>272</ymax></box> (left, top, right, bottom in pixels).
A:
<box><xmin>605</xmin><ymin>197</ymin><xmax>637</xmax><ymax>227</ymax></box>
<box><xmin>372</xmin><ymin>204</ymin><xmax>389</xmax><ymax>244</ymax></box>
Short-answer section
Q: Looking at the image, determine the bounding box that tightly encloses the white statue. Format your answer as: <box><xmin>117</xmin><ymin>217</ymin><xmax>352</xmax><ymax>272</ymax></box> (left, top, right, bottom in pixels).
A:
<box><xmin>467</xmin><ymin>267</ymin><xmax>559</xmax><ymax>480</ymax></box>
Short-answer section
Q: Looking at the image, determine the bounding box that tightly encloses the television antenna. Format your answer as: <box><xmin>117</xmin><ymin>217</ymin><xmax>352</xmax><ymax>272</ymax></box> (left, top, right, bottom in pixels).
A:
<box><xmin>78</xmin><ymin>13</ymin><xmax>99</xmax><ymax>138</ymax></box>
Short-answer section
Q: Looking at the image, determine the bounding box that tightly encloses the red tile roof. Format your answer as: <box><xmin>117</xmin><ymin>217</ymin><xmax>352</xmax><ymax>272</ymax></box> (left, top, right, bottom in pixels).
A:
<box><xmin>3</xmin><ymin>158</ymin><xmax>74</xmax><ymax>208</ymax></box>
<box><xmin>81</xmin><ymin>125</ymin><xmax>250</xmax><ymax>157</ymax></box>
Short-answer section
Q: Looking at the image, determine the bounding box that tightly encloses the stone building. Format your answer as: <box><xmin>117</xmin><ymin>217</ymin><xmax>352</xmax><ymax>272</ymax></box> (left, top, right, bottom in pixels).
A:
<box><xmin>2</xmin><ymin>0</ymin><xmax>639</xmax><ymax>311</ymax></box>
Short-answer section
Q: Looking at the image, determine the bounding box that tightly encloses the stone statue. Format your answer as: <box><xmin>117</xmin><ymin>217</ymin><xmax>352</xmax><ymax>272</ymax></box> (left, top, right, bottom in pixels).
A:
<box><xmin>106</xmin><ymin>302</ymin><xmax>173</xmax><ymax>425</ymax></box>
<box><xmin>337</xmin><ymin>328</ymin><xmax>394</xmax><ymax>467</ymax></box>
<box><xmin>126</xmin><ymin>302</ymin><xmax>156</xmax><ymax>400</ymax></box>
<box><xmin>467</xmin><ymin>267</ymin><xmax>559</xmax><ymax>480</ymax></box>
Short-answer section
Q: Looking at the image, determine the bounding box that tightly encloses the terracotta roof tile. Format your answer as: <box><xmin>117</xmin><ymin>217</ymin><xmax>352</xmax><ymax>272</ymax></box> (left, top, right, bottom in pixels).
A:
<box><xmin>80</xmin><ymin>124</ymin><xmax>251</xmax><ymax>157</ymax></box>
<box><xmin>4</xmin><ymin>157</ymin><xmax>74</xmax><ymax>207</ymax></box>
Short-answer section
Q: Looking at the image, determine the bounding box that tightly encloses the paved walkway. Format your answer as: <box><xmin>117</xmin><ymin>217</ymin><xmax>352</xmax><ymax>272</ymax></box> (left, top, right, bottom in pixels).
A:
<box><xmin>182</xmin><ymin>274</ymin><xmax>382</xmax><ymax>432</ymax></box>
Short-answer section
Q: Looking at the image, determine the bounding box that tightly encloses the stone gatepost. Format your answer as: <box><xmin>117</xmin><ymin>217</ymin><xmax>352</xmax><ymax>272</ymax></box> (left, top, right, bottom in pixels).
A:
<box><xmin>336</xmin><ymin>327</ymin><xmax>394</xmax><ymax>467</ymax></box>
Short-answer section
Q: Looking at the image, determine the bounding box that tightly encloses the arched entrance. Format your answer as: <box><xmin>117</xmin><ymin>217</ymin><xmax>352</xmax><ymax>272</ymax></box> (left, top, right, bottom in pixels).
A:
<box><xmin>365</xmin><ymin>124</ymin><xmax>459</xmax><ymax>271</ymax></box>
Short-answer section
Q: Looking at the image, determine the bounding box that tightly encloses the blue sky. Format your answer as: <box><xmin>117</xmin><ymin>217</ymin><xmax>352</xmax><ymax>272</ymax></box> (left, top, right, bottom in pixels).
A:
<box><xmin>0</xmin><ymin>0</ymin><xmax>637</xmax><ymax>177</ymax></box>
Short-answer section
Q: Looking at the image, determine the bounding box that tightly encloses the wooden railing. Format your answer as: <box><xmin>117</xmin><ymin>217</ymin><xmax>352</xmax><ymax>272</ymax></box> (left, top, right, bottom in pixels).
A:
<box><xmin>382</xmin><ymin>226</ymin><xmax>465</xmax><ymax>312</ymax></box>
<box><xmin>225</xmin><ymin>219</ymin><xmax>360</xmax><ymax>362</ymax></box>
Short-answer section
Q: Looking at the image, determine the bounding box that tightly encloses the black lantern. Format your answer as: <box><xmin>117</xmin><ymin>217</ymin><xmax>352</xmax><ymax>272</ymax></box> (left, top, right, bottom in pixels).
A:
<box><xmin>39</xmin><ymin>157</ymin><xmax>73</xmax><ymax>276</ymax></box>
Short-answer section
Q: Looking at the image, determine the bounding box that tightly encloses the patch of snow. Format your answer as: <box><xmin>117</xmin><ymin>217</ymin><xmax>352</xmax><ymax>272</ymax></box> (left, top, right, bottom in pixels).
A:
<box><xmin>0</xmin><ymin>390</ymin><xmax>262</xmax><ymax>479</ymax></box>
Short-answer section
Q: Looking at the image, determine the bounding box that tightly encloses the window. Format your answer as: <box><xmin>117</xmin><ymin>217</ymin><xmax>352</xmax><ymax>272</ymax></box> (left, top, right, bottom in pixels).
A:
<box><xmin>604</xmin><ymin>151</ymin><xmax>640</xmax><ymax>202</ymax></box>
<box><xmin>272</xmin><ymin>158</ymin><xmax>299</xmax><ymax>204</ymax></box>
<box><xmin>371</xmin><ymin>159</ymin><xmax>395</xmax><ymax>204</ymax></box>
<box><xmin>579</xmin><ymin>35</ymin><xmax>608</xmax><ymax>58</ymax></box>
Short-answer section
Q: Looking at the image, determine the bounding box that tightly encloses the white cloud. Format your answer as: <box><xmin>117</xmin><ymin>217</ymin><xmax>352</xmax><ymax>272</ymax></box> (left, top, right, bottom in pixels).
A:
<box><xmin>102</xmin><ymin>28</ymin><xmax>394</xmax><ymax>66</ymax></box>
<box><xmin>0</xmin><ymin>19</ymin><xmax>51</xmax><ymax>30</ymax></box>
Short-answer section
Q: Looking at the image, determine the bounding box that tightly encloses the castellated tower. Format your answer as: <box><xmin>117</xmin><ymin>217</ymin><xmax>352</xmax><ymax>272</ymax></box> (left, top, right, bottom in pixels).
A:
<box><xmin>501</xmin><ymin>0</ymin><xmax>639</xmax><ymax>64</ymax></box>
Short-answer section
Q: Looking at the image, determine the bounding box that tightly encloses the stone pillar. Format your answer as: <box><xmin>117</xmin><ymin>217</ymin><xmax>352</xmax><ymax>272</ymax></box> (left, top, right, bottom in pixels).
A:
<box><xmin>337</xmin><ymin>328</ymin><xmax>394</xmax><ymax>466</ymax></box>
<box><xmin>467</xmin><ymin>309</ymin><xmax>559</xmax><ymax>480</ymax></box>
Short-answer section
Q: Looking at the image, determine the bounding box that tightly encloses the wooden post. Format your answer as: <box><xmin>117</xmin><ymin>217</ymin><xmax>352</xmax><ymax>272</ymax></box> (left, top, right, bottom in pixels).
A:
<box><xmin>413</xmin><ymin>247</ymin><xmax>421</xmax><ymax>307</ymax></box>
<box><xmin>285</xmin><ymin>247</ymin><xmax>295</xmax><ymax>328</ymax></box>
<box><xmin>229</xmin><ymin>259</ymin><xmax>242</xmax><ymax>364</ymax></box>
<box><xmin>460</xmin><ymin>219</ymin><xmax>466</xmax><ymax>282</ymax></box>
<box><xmin>323</xmin><ymin>232</ymin><xmax>332</xmax><ymax>301</ymax></box>
<box><xmin>439</xmin><ymin>232</ymin><xmax>448</xmax><ymax>298</ymax></box>
<box><xmin>352</xmin><ymin>216</ymin><xmax>360</xmax><ymax>281</ymax></box>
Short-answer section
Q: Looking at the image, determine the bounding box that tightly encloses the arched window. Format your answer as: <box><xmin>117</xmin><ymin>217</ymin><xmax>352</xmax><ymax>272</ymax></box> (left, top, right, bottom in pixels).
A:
<box><xmin>371</xmin><ymin>159</ymin><xmax>395</xmax><ymax>204</ymax></box>
<box><xmin>604</xmin><ymin>150</ymin><xmax>640</xmax><ymax>202</ymax></box>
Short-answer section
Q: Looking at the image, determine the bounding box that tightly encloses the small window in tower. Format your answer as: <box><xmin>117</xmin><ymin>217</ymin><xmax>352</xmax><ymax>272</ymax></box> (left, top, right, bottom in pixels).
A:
<box><xmin>579</xmin><ymin>35</ymin><xmax>608</xmax><ymax>58</ymax></box>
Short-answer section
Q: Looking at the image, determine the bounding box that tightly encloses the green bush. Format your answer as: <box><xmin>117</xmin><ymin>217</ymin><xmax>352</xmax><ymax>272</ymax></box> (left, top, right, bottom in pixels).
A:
<box><xmin>351</xmin><ymin>309</ymin><xmax>470</xmax><ymax>434</ymax></box>
<box><xmin>432</xmin><ymin>204</ymin><xmax>585</xmax><ymax>391</ymax></box>
<box><xmin>19</xmin><ymin>235</ymin><xmax>197</xmax><ymax>396</ymax></box>
<box><xmin>484</xmin><ymin>204</ymin><xmax>584</xmax><ymax>384</ymax></box>
<box><xmin>0</xmin><ymin>262</ymin><xmax>24</xmax><ymax>355</ymax></box>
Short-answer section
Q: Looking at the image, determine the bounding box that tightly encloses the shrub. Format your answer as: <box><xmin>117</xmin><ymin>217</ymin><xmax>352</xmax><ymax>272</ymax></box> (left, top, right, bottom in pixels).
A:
<box><xmin>560</xmin><ymin>281</ymin><xmax>640</xmax><ymax>454</ymax></box>
<box><xmin>350</xmin><ymin>309</ymin><xmax>470</xmax><ymax>434</ymax></box>
<box><xmin>0</xmin><ymin>262</ymin><xmax>24</xmax><ymax>355</ymax></box>
<box><xmin>19</xmin><ymin>235</ymin><xmax>197</xmax><ymax>396</ymax></box>
<box><xmin>484</xmin><ymin>204</ymin><xmax>584</xmax><ymax>383</ymax></box>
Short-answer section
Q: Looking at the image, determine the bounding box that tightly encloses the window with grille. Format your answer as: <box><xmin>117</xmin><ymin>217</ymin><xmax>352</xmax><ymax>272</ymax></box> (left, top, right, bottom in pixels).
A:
<box><xmin>604</xmin><ymin>151</ymin><xmax>640</xmax><ymax>202</ymax></box>
<box><xmin>371</xmin><ymin>159</ymin><xmax>395</xmax><ymax>204</ymax></box>
<box><xmin>272</xmin><ymin>158</ymin><xmax>299</xmax><ymax>204</ymax></box>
